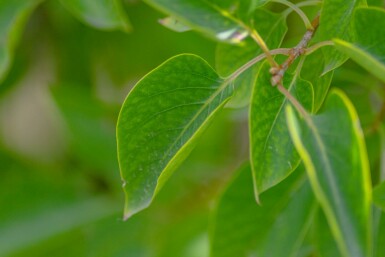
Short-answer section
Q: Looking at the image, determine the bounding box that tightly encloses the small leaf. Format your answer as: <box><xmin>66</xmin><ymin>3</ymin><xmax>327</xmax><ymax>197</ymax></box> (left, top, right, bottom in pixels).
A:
<box><xmin>143</xmin><ymin>0</ymin><xmax>249</xmax><ymax>43</ymax></box>
<box><xmin>216</xmin><ymin>9</ymin><xmax>287</xmax><ymax>108</ymax></box>
<box><xmin>117</xmin><ymin>54</ymin><xmax>233</xmax><ymax>218</ymax></box>
<box><xmin>0</xmin><ymin>0</ymin><xmax>42</xmax><ymax>83</ymax></box>
<box><xmin>286</xmin><ymin>90</ymin><xmax>372</xmax><ymax>257</ymax></box>
<box><xmin>317</xmin><ymin>0</ymin><xmax>367</xmax><ymax>73</ymax></box>
<box><xmin>333</xmin><ymin>7</ymin><xmax>385</xmax><ymax>84</ymax></box>
<box><xmin>373</xmin><ymin>181</ymin><xmax>385</xmax><ymax>211</ymax></box>
<box><xmin>250</xmin><ymin>62</ymin><xmax>313</xmax><ymax>196</ymax></box>
<box><xmin>60</xmin><ymin>0</ymin><xmax>131</xmax><ymax>31</ymax></box>
<box><xmin>159</xmin><ymin>16</ymin><xmax>191</xmax><ymax>32</ymax></box>
<box><xmin>210</xmin><ymin>164</ymin><xmax>315</xmax><ymax>257</ymax></box>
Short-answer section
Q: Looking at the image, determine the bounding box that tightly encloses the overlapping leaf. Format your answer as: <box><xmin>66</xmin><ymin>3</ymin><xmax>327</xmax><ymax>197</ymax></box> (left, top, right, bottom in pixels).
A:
<box><xmin>286</xmin><ymin>90</ymin><xmax>372</xmax><ymax>257</ymax></box>
<box><xmin>0</xmin><ymin>0</ymin><xmax>43</xmax><ymax>83</ymax></box>
<box><xmin>334</xmin><ymin>7</ymin><xmax>385</xmax><ymax>84</ymax></box>
<box><xmin>373</xmin><ymin>181</ymin><xmax>385</xmax><ymax>211</ymax></box>
<box><xmin>60</xmin><ymin>0</ymin><xmax>131</xmax><ymax>31</ymax></box>
<box><xmin>250</xmin><ymin>62</ymin><xmax>313</xmax><ymax>197</ymax></box>
<box><xmin>216</xmin><ymin>9</ymin><xmax>287</xmax><ymax>108</ymax></box>
<box><xmin>317</xmin><ymin>0</ymin><xmax>367</xmax><ymax>73</ymax></box>
<box><xmin>117</xmin><ymin>54</ymin><xmax>234</xmax><ymax>218</ymax></box>
<box><xmin>143</xmin><ymin>0</ymin><xmax>252</xmax><ymax>43</ymax></box>
<box><xmin>210</xmin><ymin>164</ymin><xmax>315</xmax><ymax>257</ymax></box>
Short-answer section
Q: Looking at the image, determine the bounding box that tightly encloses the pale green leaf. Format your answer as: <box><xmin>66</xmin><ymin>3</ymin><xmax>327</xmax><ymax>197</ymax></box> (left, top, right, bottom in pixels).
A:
<box><xmin>143</xmin><ymin>0</ymin><xmax>249</xmax><ymax>43</ymax></box>
<box><xmin>250</xmin><ymin>62</ymin><xmax>313</xmax><ymax>196</ymax></box>
<box><xmin>333</xmin><ymin>7</ymin><xmax>385</xmax><ymax>84</ymax></box>
<box><xmin>216</xmin><ymin>9</ymin><xmax>287</xmax><ymax>108</ymax></box>
<box><xmin>318</xmin><ymin>0</ymin><xmax>367</xmax><ymax>73</ymax></box>
<box><xmin>159</xmin><ymin>16</ymin><xmax>191</xmax><ymax>32</ymax></box>
<box><xmin>60</xmin><ymin>0</ymin><xmax>131</xmax><ymax>31</ymax></box>
<box><xmin>117</xmin><ymin>54</ymin><xmax>233</xmax><ymax>218</ymax></box>
<box><xmin>286</xmin><ymin>90</ymin><xmax>372</xmax><ymax>257</ymax></box>
<box><xmin>0</xmin><ymin>0</ymin><xmax>42</xmax><ymax>83</ymax></box>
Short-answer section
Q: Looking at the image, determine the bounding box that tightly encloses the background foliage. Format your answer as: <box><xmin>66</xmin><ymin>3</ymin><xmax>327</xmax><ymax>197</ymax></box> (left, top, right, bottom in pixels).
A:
<box><xmin>1</xmin><ymin>0</ymin><xmax>385</xmax><ymax>257</ymax></box>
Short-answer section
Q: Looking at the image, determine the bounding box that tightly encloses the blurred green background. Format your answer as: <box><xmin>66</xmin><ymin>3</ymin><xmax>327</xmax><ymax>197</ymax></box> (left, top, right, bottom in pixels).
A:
<box><xmin>0</xmin><ymin>1</ymin><xmax>248</xmax><ymax>256</ymax></box>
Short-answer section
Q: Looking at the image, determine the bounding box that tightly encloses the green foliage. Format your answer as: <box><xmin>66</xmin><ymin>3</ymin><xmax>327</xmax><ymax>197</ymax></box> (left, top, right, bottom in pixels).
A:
<box><xmin>2</xmin><ymin>0</ymin><xmax>385</xmax><ymax>256</ymax></box>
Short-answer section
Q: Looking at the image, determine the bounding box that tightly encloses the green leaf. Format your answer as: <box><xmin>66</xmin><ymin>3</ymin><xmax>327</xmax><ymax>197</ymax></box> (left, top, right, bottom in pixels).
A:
<box><xmin>216</xmin><ymin>9</ymin><xmax>287</xmax><ymax>108</ymax></box>
<box><xmin>59</xmin><ymin>0</ymin><xmax>131</xmax><ymax>31</ymax></box>
<box><xmin>333</xmin><ymin>7</ymin><xmax>385</xmax><ymax>84</ymax></box>
<box><xmin>117</xmin><ymin>54</ymin><xmax>233</xmax><ymax>219</ymax></box>
<box><xmin>286</xmin><ymin>90</ymin><xmax>372</xmax><ymax>257</ymax></box>
<box><xmin>318</xmin><ymin>0</ymin><xmax>367</xmax><ymax>73</ymax></box>
<box><xmin>143</xmin><ymin>0</ymin><xmax>249</xmax><ymax>43</ymax></box>
<box><xmin>210</xmin><ymin>164</ymin><xmax>315</xmax><ymax>257</ymax></box>
<box><xmin>373</xmin><ymin>181</ymin><xmax>385</xmax><ymax>211</ymax></box>
<box><xmin>313</xmin><ymin>210</ymin><xmax>341</xmax><ymax>257</ymax></box>
<box><xmin>0</xmin><ymin>0</ymin><xmax>42</xmax><ymax>83</ymax></box>
<box><xmin>250</xmin><ymin>62</ymin><xmax>313</xmax><ymax>196</ymax></box>
<box><xmin>300</xmin><ymin>49</ymin><xmax>334</xmax><ymax>112</ymax></box>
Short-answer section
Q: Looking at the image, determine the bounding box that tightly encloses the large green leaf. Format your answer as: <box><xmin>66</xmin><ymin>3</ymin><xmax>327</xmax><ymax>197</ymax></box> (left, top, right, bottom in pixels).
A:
<box><xmin>60</xmin><ymin>0</ymin><xmax>131</xmax><ymax>31</ymax></box>
<box><xmin>0</xmin><ymin>0</ymin><xmax>42</xmax><ymax>83</ymax></box>
<box><xmin>317</xmin><ymin>0</ymin><xmax>367</xmax><ymax>73</ymax></box>
<box><xmin>210</xmin><ymin>164</ymin><xmax>315</xmax><ymax>257</ymax></box>
<box><xmin>250</xmin><ymin>62</ymin><xmax>313</xmax><ymax>197</ymax></box>
<box><xmin>117</xmin><ymin>54</ymin><xmax>234</xmax><ymax>219</ymax></box>
<box><xmin>216</xmin><ymin>9</ymin><xmax>287</xmax><ymax>108</ymax></box>
<box><xmin>286</xmin><ymin>90</ymin><xmax>372</xmax><ymax>257</ymax></box>
<box><xmin>333</xmin><ymin>7</ymin><xmax>385</xmax><ymax>84</ymax></box>
<box><xmin>143</xmin><ymin>0</ymin><xmax>250</xmax><ymax>43</ymax></box>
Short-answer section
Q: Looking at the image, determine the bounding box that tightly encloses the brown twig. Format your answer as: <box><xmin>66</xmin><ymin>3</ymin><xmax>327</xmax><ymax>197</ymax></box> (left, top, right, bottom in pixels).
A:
<box><xmin>270</xmin><ymin>14</ymin><xmax>320</xmax><ymax>86</ymax></box>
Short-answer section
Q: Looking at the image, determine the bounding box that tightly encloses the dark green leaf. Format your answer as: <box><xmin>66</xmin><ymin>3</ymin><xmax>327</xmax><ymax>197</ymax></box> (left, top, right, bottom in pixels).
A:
<box><xmin>210</xmin><ymin>164</ymin><xmax>315</xmax><ymax>257</ymax></box>
<box><xmin>373</xmin><ymin>181</ymin><xmax>385</xmax><ymax>211</ymax></box>
<box><xmin>117</xmin><ymin>54</ymin><xmax>233</xmax><ymax>218</ymax></box>
<box><xmin>60</xmin><ymin>0</ymin><xmax>131</xmax><ymax>31</ymax></box>
<box><xmin>250</xmin><ymin>62</ymin><xmax>313</xmax><ymax>196</ymax></box>
<box><xmin>286</xmin><ymin>90</ymin><xmax>372</xmax><ymax>257</ymax></box>
<box><xmin>0</xmin><ymin>0</ymin><xmax>42</xmax><ymax>83</ymax></box>
<box><xmin>318</xmin><ymin>0</ymin><xmax>367</xmax><ymax>73</ymax></box>
<box><xmin>216</xmin><ymin>9</ymin><xmax>287</xmax><ymax>108</ymax></box>
<box><xmin>333</xmin><ymin>7</ymin><xmax>385</xmax><ymax>84</ymax></box>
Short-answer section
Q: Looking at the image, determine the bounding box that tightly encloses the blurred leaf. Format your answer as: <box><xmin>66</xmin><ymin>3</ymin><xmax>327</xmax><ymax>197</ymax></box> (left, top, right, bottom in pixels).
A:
<box><xmin>318</xmin><ymin>0</ymin><xmax>367</xmax><ymax>74</ymax></box>
<box><xmin>286</xmin><ymin>90</ymin><xmax>372</xmax><ymax>257</ymax></box>
<box><xmin>51</xmin><ymin>85</ymin><xmax>119</xmax><ymax>179</ymax></box>
<box><xmin>159</xmin><ymin>16</ymin><xmax>191</xmax><ymax>32</ymax></box>
<box><xmin>334</xmin><ymin>7</ymin><xmax>385</xmax><ymax>84</ymax></box>
<box><xmin>216</xmin><ymin>9</ymin><xmax>287</xmax><ymax>108</ymax></box>
<box><xmin>143</xmin><ymin>0</ymin><xmax>249</xmax><ymax>43</ymax></box>
<box><xmin>210</xmin><ymin>164</ymin><xmax>315</xmax><ymax>257</ymax></box>
<box><xmin>117</xmin><ymin>54</ymin><xmax>233</xmax><ymax>219</ymax></box>
<box><xmin>59</xmin><ymin>0</ymin><xmax>131</xmax><ymax>31</ymax></box>
<box><xmin>0</xmin><ymin>0</ymin><xmax>42</xmax><ymax>83</ymax></box>
<box><xmin>374</xmin><ymin>210</ymin><xmax>385</xmax><ymax>257</ymax></box>
<box><xmin>373</xmin><ymin>181</ymin><xmax>385</xmax><ymax>211</ymax></box>
<box><xmin>250</xmin><ymin>62</ymin><xmax>313</xmax><ymax>197</ymax></box>
<box><xmin>313</xmin><ymin>210</ymin><xmax>341</xmax><ymax>257</ymax></box>
<box><xmin>0</xmin><ymin>197</ymin><xmax>119</xmax><ymax>256</ymax></box>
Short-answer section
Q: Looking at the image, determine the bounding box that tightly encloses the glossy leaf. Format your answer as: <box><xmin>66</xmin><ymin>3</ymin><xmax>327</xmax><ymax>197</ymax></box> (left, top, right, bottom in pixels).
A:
<box><xmin>373</xmin><ymin>181</ymin><xmax>385</xmax><ymax>211</ymax></box>
<box><xmin>60</xmin><ymin>0</ymin><xmax>131</xmax><ymax>31</ymax></box>
<box><xmin>0</xmin><ymin>0</ymin><xmax>42</xmax><ymax>83</ymax></box>
<box><xmin>250</xmin><ymin>62</ymin><xmax>313</xmax><ymax>197</ymax></box>
<box><xmin>210</xmin><ymin>164</ymin><xmax>315</xmax><ymax>257</ymax></box>
<box><xmin>143</xmin><ymin>0</ymin><xmax>249</xmax><ymax>43</ymax></box>
<box><xmin>117</xmin><ymin>54</ymin><xmax>233</xmax><ymax>219</ymax></box>
<box><xmin>216</xmin><ymin>9</ymin><xmax>287</xmax><ymax>108</ymax></box>
<box><xmin>333</xmin><ymin>7</ymin><xmax>385</xmax><ymax>84</ymax></box>
<box><xmin>286</xmin><ymin>90</ymin><xmax>372</xmax><ymax>257</ymax></box>
<box><xmin>318</xmin><ymin>0</ymin><xmax>367</xmax><ymax>73</ymax></box>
